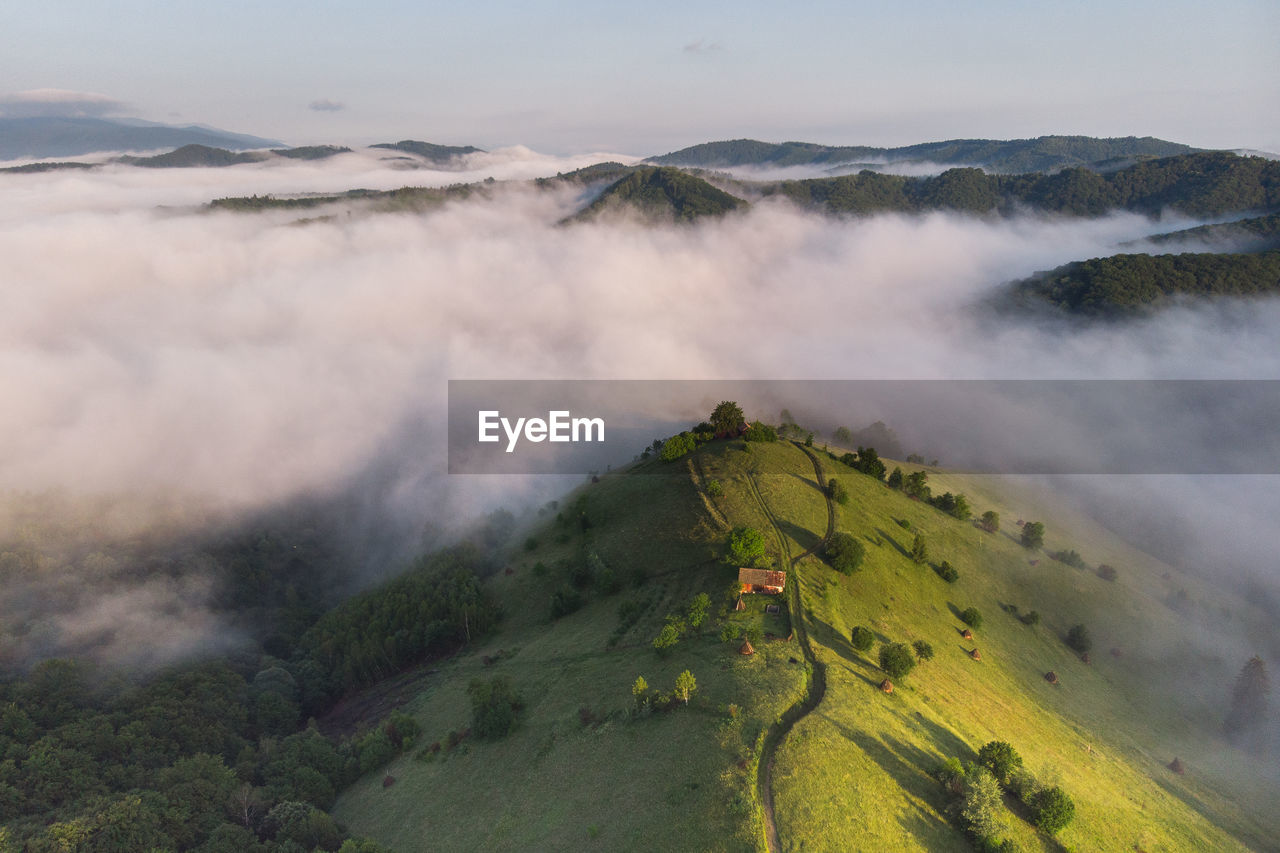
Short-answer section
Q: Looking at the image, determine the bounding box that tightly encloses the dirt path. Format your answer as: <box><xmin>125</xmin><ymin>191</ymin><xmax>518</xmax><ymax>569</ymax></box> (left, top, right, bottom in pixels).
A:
<box><xmin>748</xmin><ymin>441</ymin><xmax>835</xmax><ymax>852</ymax></box>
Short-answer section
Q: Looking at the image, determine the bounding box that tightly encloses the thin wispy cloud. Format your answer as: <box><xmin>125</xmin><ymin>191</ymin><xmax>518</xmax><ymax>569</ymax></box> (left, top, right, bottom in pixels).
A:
<box><xmin>682</xmin><ymin>38</ymin><xmax>723</xmax><ymax>55</ymax></box>
<box><xmin>0</xmin><ymin>88</ymin><xmax>128</xmax><ymax>118</ymax></box>
<box><xmin>308</xmin><ymin>98</ymin><xmax>346</xmax><ymax>112</ymax></box>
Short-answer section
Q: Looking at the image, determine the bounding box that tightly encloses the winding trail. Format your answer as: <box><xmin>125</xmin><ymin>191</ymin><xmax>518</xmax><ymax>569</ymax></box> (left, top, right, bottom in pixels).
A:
<box><xmin>748</xmin><ymin>441</ymin><xmax>835</xmax><ymax>852</ymax></box>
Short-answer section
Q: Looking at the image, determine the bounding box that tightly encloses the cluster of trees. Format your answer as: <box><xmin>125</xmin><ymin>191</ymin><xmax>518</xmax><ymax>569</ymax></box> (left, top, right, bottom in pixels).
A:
<box><xmin>766</xmin><ymin>152</ymin><xmax>1280</xmax><ymax>220</ymax></box>
<box><xmin>0</xmin><ymin>656</ymin><xmax>408</xmax><ymax>851</ymax></box>
<box><xmin>467</xmin><ymin>676</ymin><xmax>523</xmax><ymax>740</ymax></box>
<box><xmin>936</xmin><ymin>741</ymin><xmax>1075</xmax><ymax>848</ymax></box>
<box><xmin>1019</xmin><ymin>522</ymin><xmax>1045</xmax><ymax>550</ymax></box>
<box><xmin>1014</xmin><ymin>250</ymin><xmax>1280</xmax><ymax>316</ymax></box>
<box><xmin>825</xmin><ymin>532</ymin><xmax>866</xmax><ymax>574</ymax></box>
<box><xmin>837</xmin><ymin>446</ymin><xmax>888</xmax><ymax>481</ymax></box>
<box><xmin>652</xmin><ymin>593</ymin><xmax>712</xmax><ymax>656</ymax></box>
<box><xmin>885</xmin><ymin>467</ymin><xmax>971</xmax><ymax>520</ymax></box>
<box><xmin>726</xmin><ymin>527</ymin><xmax>767</xmax><ymax>567</ymax></box>
<box><xmin>630</xmin><ymin>670</ymin><xmax>698</xmax><ymax>714</ymax></box>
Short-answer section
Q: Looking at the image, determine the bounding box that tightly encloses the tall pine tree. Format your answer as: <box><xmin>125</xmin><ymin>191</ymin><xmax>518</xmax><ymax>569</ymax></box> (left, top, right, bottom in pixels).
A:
<box><xmin>1224</xmin><ymin>656</ymin><xmax>1271</xmax><ymax>750</ymax></box>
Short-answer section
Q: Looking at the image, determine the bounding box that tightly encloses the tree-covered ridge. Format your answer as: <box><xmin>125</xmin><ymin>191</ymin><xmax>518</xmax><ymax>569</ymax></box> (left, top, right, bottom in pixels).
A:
<box><xmin>369</xmin><ymin>140</ymin><xmax>485</xmax><ymax>162</ymax></box>
<box><xmin>763</xmin><ymin>152</ymin><xmax>1280</xmax><ymax>218</ymax></box>
<box><xmin>647</xmin><ymin>135</ymin><xmax>1199</xmax><ymax>173</ymax></box>
<box><xmin>568</xmin><ymin>166</ymin><xmax>747</xmax><ymax>223</ymax></box>
<box><xmin>117</xmin><ymin>144</ymin><xmax>272</xmax><ymax>168</ymax></box>
<box><xmin>208</xmin><ymin>181</ymin><xmax>487</xmax><ymax>213</ymax></box>
<box><xmin>1144</xmin><ymin>212</ymin><xmax>1280</xmax><ymax>250</ymax></box>
<box><xmin>271</xmin><ymin>145</ymin><xmax>353</xmax><ymax>160</ymax></box>
<box><xmin>1010</xmin><ymin>250</ymin><xmax>1280</xmax><ymax>316</ymax></box>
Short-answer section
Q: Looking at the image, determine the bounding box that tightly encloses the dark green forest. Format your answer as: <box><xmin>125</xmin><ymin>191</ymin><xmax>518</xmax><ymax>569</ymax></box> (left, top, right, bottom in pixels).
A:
<box><xmin>1010</xmin><ymin>250</ymin><xmax>1280</xmax><ymax>316</ymax></box>
<box><xmin>567</xmin><ymin>166</ymin><xmax>746</xmax><ymax>223</ymax></box>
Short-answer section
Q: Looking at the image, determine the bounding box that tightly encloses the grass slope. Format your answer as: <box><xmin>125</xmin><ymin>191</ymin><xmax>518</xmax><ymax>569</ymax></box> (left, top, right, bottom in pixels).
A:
<box><xmin>329</xmin><ymin>440</ymin><xmax>1276</xmax><ymax>851</ymax></box>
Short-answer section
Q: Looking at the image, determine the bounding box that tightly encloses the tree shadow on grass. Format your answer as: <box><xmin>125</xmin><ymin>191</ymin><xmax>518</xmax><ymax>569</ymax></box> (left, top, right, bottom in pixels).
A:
<box><xmin>777</xmin><ymin>519</ymin><xmax>822</xmax><ymax>556</ymax></box>
<box><xmin>787</xmin><ymin>471</ymin><xmax>823</xmax><ymax>494</ymax></box>
<box><xmin>875</xmin><ymin>528</ymin><xmax>910</xmax><ymax>560</ymax></box>
<box><xmin>805</xmin><ymin>612</ymin><xmax>882</xmax><ymax>686</ymax></box>
<box><xmin>826</xmin><ymin>720</ymin><xmax>969</xmax><ymax>848</ymax></box>
<box><xmin>1149</xmin><ymin>770</ymin><xmax>1274</xmax><ymax>853</ymax></box>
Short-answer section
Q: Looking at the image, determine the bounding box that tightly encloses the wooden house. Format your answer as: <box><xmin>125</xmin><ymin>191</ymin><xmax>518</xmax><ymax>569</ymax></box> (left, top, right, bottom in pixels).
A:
<box><xmin>738</xmin><ymin>567</ymin><xmax>786</xmax><ymax>595</ymax></box>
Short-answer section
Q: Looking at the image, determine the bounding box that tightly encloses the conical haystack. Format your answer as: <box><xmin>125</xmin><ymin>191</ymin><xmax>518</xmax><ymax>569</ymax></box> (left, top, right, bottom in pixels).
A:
<box><xmin>739</xmin><ymin>638</ymin><xmax>755</xmax><ymax>655</ymax></box>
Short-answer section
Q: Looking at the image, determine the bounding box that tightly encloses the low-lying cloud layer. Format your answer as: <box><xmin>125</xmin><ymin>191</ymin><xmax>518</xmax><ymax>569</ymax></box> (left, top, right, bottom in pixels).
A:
<box><xmin>2</xmin><ymin>150</ymin><xmax>1278</xmax><ymax>665</ymax></box>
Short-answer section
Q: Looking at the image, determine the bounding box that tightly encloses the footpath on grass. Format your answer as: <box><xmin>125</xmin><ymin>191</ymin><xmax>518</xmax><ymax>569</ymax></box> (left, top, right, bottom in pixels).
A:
<box><xmin>752</xmin><ymin>441</ymin><xmax>834</xmax><ymax>853</ymax></box>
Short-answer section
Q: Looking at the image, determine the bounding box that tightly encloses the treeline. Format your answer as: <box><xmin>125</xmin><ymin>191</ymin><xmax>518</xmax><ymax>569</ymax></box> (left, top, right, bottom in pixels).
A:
<box><xmin>209</xmin><ymin>183</ymin><xmax>483</xmax><ymax>213</ymax></box>
<box><xmin>1012</xmin><ymin>250</ymin><xmax>1280</xmax><ymax>316</ymax></box>
<box><xmin>0</xmin><ymin>544</ymin><xmax>499</xmax><ymax>851</ymax></box>
<box><xmin>763</xmin><ymin>152</ymin><xmax>1280</xmax><ymax>219</ymax></box>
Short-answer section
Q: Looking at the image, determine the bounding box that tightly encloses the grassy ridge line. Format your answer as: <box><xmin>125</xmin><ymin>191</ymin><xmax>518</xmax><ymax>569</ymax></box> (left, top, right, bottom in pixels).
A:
<box><xmin>752</xmin><ymin>442</ymin><xmax>836</xmax><ymax>853</ymax></box>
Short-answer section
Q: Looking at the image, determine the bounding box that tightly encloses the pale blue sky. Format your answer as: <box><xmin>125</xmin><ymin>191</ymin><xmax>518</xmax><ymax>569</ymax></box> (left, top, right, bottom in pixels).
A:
<box><xmin>1</xmin><ymin>0</ymin><xmax>1276</xmax><ymax>154</ymax></box>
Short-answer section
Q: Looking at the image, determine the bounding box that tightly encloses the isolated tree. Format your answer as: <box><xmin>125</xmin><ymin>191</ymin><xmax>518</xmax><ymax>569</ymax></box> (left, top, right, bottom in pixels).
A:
<box><xmin>851</xmin><ymin>626</ymin><xmax>876</xmax><ymax>652</ymax></box>
<box><xmin>705</xmin><ymin>479</ymin><xmax>724</xmax><ymax>498</ymax></box>
<box><xmin>726</xmin><ymin>526</ymin><xmax>767</xmax><ymax>566</ymax></box>
<box><xmin>977</xmin><ymin>741</ymin><xmax>1023</xmax><ymax>785</ymax></box>
<box><xmin>879</xmin><ymin>642</ymin><xmax>917</xmax><ymax>680</ymax></box>
<box><xmin>980</xmin><ymin>510</ymin><xmax>1000</xmax><ymax>533</ymax></box>
<box><xmin>631</xmin><ymin>675</ymin><xmax>649</xmax><ymax>709</ymax></box>
<box><xmin>1020</xmin><ymin>521</ymin><xmax>1045</xmax><ymax>549</ymax></box>
<box><xmin>826</xmin><ymin>532</ymin><xmax>866</xmax><ymax>574</ymax></box>
<box><xmin>1065</xmin><ymin>623</ymin><xmax>1092</xmax><ymax>654</ymax></box>
<box><xmin>910</xmin><ymin>533</ymin><xmax>929</xmax><ymax>564</ymax></box>
<box><xmin>652</xmin><ymin>622</ymin><xmax>681</xmax><ymax>656</ymax></box>
<box><xmin>468</xmin><ymin>675</ymin><xmax>522</xmax><ymax>739</ymax></box>
<box><xmin>710</xmin><ymin>401</ymin><xmax>745</xmax><ymax>437</ymax></box>
<box><xmin>674</xmin><ymin>670</ymin><xmax>697</xmax><ymax>705</ymax></box>
<box><xmin>827</xmin><ymin>478</ymin><xmax>850</xmax><ymax>505</ymax></box>
<box><xmin>935</xmin><ymin>560</ymin><xmax>959</xmax><ymax>583</ymax></box>
<box><xmin>960</xmin><ymin>607</ymin><xmax>983</xmax><ymax>630</ymax></box>
<box><xmin>1224</xmin><ymin>656</ymin><xmax>1271</xmax><ymax>748</ymax></box>
<box><xmin>913</xmin><ymin>640</ymin><xmax>935</xmax><ymax>662</ymax></box>
<box><xmin>1029</xmin><ymin>786</ymin><xmax>1075</xmax><ymax>834</ymax></box>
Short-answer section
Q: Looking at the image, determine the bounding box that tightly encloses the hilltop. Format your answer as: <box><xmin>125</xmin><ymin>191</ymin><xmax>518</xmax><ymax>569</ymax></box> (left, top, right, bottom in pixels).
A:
<box><xmin>566</xmin><ymin>166</ymin><xmax>747</xmax><ymax>223</ymax></box>
<box><xmin>370</xmin><ymin>140</ymin><xmax>485</xmax><ymax>164</ymax></box>
<box><xmin>648</xmin><ymin>136</ymin><xmax>1199</xmax><ymax>174</ymax></box>
<box><xmin>326</xmin><ymin>431</ymin><xmax>1278</xmax><ymax>852</ymax></box>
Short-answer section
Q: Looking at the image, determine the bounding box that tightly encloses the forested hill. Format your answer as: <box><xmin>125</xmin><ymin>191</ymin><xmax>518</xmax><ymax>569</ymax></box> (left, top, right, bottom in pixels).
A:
<box><xmin>1142</xmin><ymin>212</ymin><xmax>1280</xmax><ymax>250</ymax></box>
<box><xmin>370</xmin><ymin>140</ymin><xmax>485</xmax><ymax>163</ymax></box>
<box><xmin>1009</xmin><ymin>250</ymin><xmax>1280</xmax><ymax>317</ymax></box>
<box><xmin>567</xmin><ymin>166</ymin><xmax>746</xmax><ymax>223</ymax></box>
<box><xmin>761</xmin><ymin>152</ymin><xmax>1280</xmax><ymax>218</ymax></box>
<box><xmin>647</xmin><ymin>135</ymin><xmax>1199</xmax><ymax>173</ymax></box>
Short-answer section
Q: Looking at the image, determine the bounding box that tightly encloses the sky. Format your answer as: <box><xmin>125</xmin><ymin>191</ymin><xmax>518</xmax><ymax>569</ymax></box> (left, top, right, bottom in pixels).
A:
<box><xmin>1</xmin><ymin>0</ymin><xmax>1277</xmax><ymax>154</ymax></box>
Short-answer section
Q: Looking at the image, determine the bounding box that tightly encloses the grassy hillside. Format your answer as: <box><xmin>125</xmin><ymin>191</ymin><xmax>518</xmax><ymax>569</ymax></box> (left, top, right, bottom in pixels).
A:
<box><xmin>647</xmin><ymin>136</ymin><xmax>1199</xmax><ymax>174</ymax></box>
<box><xmin>567</xmin><ymin>166</ymin><xmax>747</xmax><ymax>224</ymax></box>
<box><xmin>332</xmin><ymin>438</ymin><xmax>1278</xmax><ymax>851</ymax></box>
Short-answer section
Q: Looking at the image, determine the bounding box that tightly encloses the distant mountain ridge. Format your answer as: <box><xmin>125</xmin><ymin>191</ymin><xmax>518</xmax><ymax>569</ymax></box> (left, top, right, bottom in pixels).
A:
<box><xmin>370</xmin><ymin>140</ymin><xmax>485</xmax><ymax>164</ymax></box>
<box><xmin>647</xmin><ymin>135</ymin><xmax>1200</xmax><ymax>174</ymax></box>
<box><xmin>0</xmin><ymin>116</ymin><xmax>282</xmax><ymax>160</ymax></box>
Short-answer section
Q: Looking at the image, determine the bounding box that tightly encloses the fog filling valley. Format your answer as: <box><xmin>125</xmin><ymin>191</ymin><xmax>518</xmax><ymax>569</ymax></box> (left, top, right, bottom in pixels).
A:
<box><xmin>2</xmin><ymin>149</ymin><xmax>1279</xmax><ymax>682</ymax></box>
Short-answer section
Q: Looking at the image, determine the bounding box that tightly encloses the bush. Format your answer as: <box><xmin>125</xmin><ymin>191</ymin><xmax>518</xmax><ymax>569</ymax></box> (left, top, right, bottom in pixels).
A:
<box><xmin>524</xmin><ymin>536</ymin><xmax>538</xmax><ymax>552</ymax></box>
<box><xmin>720</xmin><ymin>623</ymin><xmax>741</xmax><ymax>643</ymax></box>
<box><xmin>980</xmin><ymin>510</ymin><xmax>1000</xmax><ymax>533</ymax></box>
<box><xmin>827</xmin><ymin>478</ymin><xmax>849</xmax><ymax>505</ymax></box>
<box><xmin>705</xmin><ymin>479</ymin><xmax>723</xmax><ymax>498</ymax></box>
<box><xmin>1029</xmin><ymin>786</ymin><xmax>1075</xmax><ymax>834</ymax></box>
<box><xmin>913</xmin><ymin>640</ymin><xmax>935</xmax><ymax>662</ymax></box>
<box><xmin>1065</xmin><ymin>623</ymin><xmax>1092</xmax><ymax>654</ymax></box>
<box><xmin>1051</xmin><ymin>549</ymin><xmax>1087</xmax><ymax>569</ymax></box>
<box><xmin>660</xmin><ymin>432</ymin><xmax>696</xmax><ymax>462</ymax></box>
<box><xmin>879</xmin><ymin>642</ymin><xmax>916</xmax><ymax>680</ymax></box>
<box><xmin>468</xmin><ymin>675</ymin><xmax>522</xmax><ymax>740</ymax></box>
<box><xmin>960</xmin><ymin>607</ymin><xmax>983</xmax><ymax>630</ymax></box>
<box><xmin>1020</xmin><ymin>610</ymin><xmax>1041</xmax><ymax>626</ymax></box>
<box><xmin>851</xmin><ymin>626</ymin><xmax>876</xmax><ymax>652</ymax></box>
<box><xmin>743</xmin><ymin>421</ymin><xmax>778</xmax><ymax>442</ymax></box>
<box><xmin>726</xmin><ymin>526</ymin><xmax>767</xmax><ymax>567</ymax></box>
<box><xmin>1006</xmin><ymin>766</ymin><xmax>1040</xmax><ymax>801</ymax></box>
<box><xmin>550</xmin><ymin>587</ymin><xmax>583</xmax><ymax>620</ymax></box>
<box><xmin>910</xmin><ymin>534</ymin><xmax>929</xmax><ymax>564</ymax></box>
<box><xmin>825</xmin><ymin>532</ymin><xmax>866</xmax><ymax>574</ymax></box>
<box><xmin>652</xmin><ymin>622</ymin><xmax>681</xmax><ymax>655</ymax></box>
<box><xmin>1097</xmin><ymin>564</ymin><xmax>1118</xmax><ymax>581</ymax></box>
<box><xmin>1020</xmin><ymin>521</ymin><xmax>1045</xmax><ymax>550</ymax></box>
<box><xmin>935</xmin><ymin>561</ymin><xmax>959</xmax><ymax>583</ymax></box>
<box><xmin>977</xmin><ymin>741</ymin><xmax>1023</xmax><ymax>785</ymax></box>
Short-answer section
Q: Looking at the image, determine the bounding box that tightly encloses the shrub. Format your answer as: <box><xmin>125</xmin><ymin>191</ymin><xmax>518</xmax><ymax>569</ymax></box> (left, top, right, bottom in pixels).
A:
<box><xmin>660</xmin><ymin>432</ymin><xmax>696</xmax><ymax>461</ymax></box>
<box><xmin>888</xmin><ymin>467</ymin><xmax>905</xmax><ymax>489</ymax></box>
<box><xmin>879</xmin><ymin>642</ymin><xmax>916</xmax><ymax>680</ymax></box>
<box><xmin>1065</xmin><ymin>624</ymin><xmax>1092</xmax><ymax>654</ymax></box>
<box><xmin>913</xmin><ymin>640</ymin><xmax>935</xmax><ymax>662</ymax></box>
<box><xmin>726</xmin><ymin>527</ymin><xmax>767</xmax><ymax>567</ymax></box>
<box><xmin>896</xmin><ymin>518</ymin><xmax>911</xmax><ymax>530</ymax></box>
<box><xmin>467</xmin><ymin>675</ymin><xmax>522</xmax><ymax>740</ymax></box>
<box><xmin>686</xmin><ymin>592</ymin><xmax>711</xmax><ymax>628</ymax></box>
<box><xmin>851</xmin><ymin>626</ymin><xmax>876</xmax><ymax>652</ymax></box>
<box><xmin>980</xmin><ymin>510</ymin><xmax>1000</xmax><ymax>533</ymax></box>
<box><xmin>1020</xmin><ymin>610</ymin><xmax>1041</xmax><ymax>626</ymax></box>
<box><xmin>743</xmin><ymin>421</ymin><xmax>778</xmax><ymax>442</ymax></box>
<box><xmin>1029</xmin><ymin>786</ymin><xmax>1075</xmax><ymax>834</ymax></box>
<box><xmin>550</xmin><ymin>587</ymin><xmax>583</xmax><ymax>620</ymax></box>
<box><xmin>935</xmin><ymin>561</ymin><xmax>959</xmax><ymax>583</ymax></box>
<box><xmin>1051</xmin><ymin>549</ymin><xmax>1087</xmax><ymax>569</ymax></box>
<box><xmin>705</xmin><ymin>479</ymin><xmax>723</xmax><ymax>498</ymax></box>
<box><xmin>827</xmin><ymin>478</ymin><xmax>849</xmax><ymax>505</ymax></box>
<box><xmin>719</xmin><ymin>623</ymin><xmax>741</xmax><ymax>643</ymax></box>
<box><xmin>826</xmin><ymin>532</ymin><xmax>866</xmax><ymax>574</ymax></box>
<box><xmin>1020</xmin><ymin>521</ymin><xmax>1045</xmax><ymax>550</ymax></box>
<box><xmin>652</xmin><ymin>622</ymin><xmax>681</xmax><ymax>655</ymax></box>
<box><xmin>960</xmin><ymin>607</ymin><xmax>983</xmax><ymax>630</ymax></box>
<box><xmin>910</xmin><ymin>534</ymin><xmax>929</xmax><ymax>564</ymax></box>
<box><xmin>524</xmin><ymin>536</ymin><xmax>538</xmax><ymax>552</ymax></box>
<box><xmin>977</xmin><ymin>741</ymin><xmax>1023</xmax><ymax>785</ymax></box>
<box><xmin>1097</xmin><ymin>564</ymin><xmax>1118</xmax><ymax>581</ymax></box>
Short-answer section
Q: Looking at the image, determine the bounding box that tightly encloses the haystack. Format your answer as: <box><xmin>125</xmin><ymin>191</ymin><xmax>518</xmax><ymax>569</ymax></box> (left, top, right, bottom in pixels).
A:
<box><xmin>880</xmin><ymin>679</ymin><xmax>894</xmax><ymax>694</ymax></box>
<box><xmin>960</xmin><ymin>628</ymin><xmax>974</xmax><ymax>640</ymax></box>
<box><xmin>1045</xmin><ymin>671</ymin><xmax>1059</xmax><ymax>684</ymax></box>
<box><xmin>969</xmin><ymin>648</ymin><xmax>982</xmax><ymax>661</ymax></box>
<box><xmin>1168</xmin><ymin>757</ymin><xmax>1186</xmax><ymax>775</ymax></box>
<box><xmin>739</xmin><ymin>638</ymin><xmax>755</xmax><ymax>655</ymax></box>
<box><xmin>1080</xmin><ymin>652</ymin><xmax>1091</xmax><ymax>664</ymax></box>
<box><xmin>734</xmin><ymin>597</ymin><xmax>745</xmax><ymax>612</ymax></box>
<box><xmin>382</xmin><ymin>775</ymin><xmax>396</xmax><ymax>788</ymax></box>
